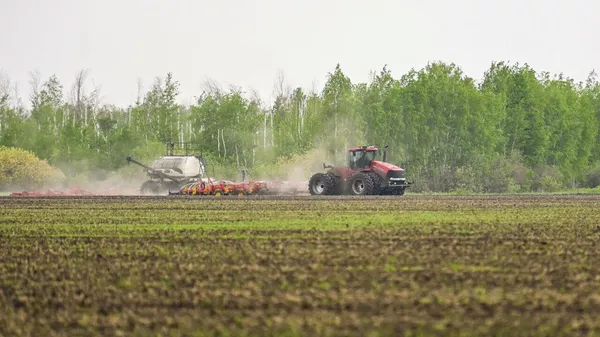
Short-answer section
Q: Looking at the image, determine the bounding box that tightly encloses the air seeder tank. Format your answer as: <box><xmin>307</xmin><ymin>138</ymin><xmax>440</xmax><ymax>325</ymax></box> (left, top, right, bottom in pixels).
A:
<box><xmin>148</xmin><ymin>155</ymin><xmax>205</xmax><ymax>180</ymax></box>
<box><xmin>126</xmin><ymin>147</ymin><xmax>208</xmax><ymax>195</ymax></box>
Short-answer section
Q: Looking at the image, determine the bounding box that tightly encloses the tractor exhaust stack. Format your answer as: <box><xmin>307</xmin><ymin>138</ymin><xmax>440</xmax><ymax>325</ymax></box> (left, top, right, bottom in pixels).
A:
<box><xmin>383</xmin><ymin>144</ymin><xmax>389</xmax><ymax>163</ymax></box>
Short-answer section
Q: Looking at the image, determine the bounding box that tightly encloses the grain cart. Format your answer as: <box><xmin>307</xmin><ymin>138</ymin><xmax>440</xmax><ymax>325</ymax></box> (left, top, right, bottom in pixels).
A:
<box><xmin>308</xmin><ymin>145</ymin><xmax>412</xmax><ymax>196</ymax></box>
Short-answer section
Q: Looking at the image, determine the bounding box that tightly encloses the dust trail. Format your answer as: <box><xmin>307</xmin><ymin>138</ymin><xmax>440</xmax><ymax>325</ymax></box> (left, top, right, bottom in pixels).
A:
<box><xmin>40</xmin><ymin>158</ymin><xmax>148</xmax><ymax>195</ymax></box>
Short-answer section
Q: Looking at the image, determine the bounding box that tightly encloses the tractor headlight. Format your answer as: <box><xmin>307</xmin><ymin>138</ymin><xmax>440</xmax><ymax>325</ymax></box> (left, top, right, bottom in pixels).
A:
<box><xmin>389</xmin><ymin>177</ymin><xmax>406</xmax><ymax>186</ymax></box>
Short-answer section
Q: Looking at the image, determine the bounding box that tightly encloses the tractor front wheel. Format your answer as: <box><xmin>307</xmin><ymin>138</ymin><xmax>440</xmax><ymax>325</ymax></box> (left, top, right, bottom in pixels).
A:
<box><xmin>367</xmin><ymin>172</ymin><xmax>382</xmax><ymax>195</ymax></box>
<box><xmin>308</xmin><ymin>173</ymin><xmax>335</xmax><ymax>195</ymax></box>
<box><xmin>393</xmin><ymin>187</ymin><xmax>406</xmax><ymax>196</ymax></box>
<box><xmin>348</xmin><ymin>173</ymin><xmax>375</xmax><ymax>195</ymax></box>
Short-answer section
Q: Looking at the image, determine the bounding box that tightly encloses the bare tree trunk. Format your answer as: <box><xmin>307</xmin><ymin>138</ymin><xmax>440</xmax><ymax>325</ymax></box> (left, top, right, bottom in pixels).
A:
<box><xmin>0</xmin><ymin>74</ymin><xmax>11</xmax><ymax>106</ymax></box>
<box><xmin>222</xmin><ymin>129</ymin><xmax>227</xmax><ymax>158</ymax></box>
<box><xmin>72</xmin><ymin>69</ymin><xmax>88</xmax><ymax>123</ymax></box>
<box><xmin>263</xmin><ymin>113</ymin><xmax>267</xmax><ymax>149</ymax></box>
<box><xmin>270</xmin><ymin>111</ymin><xmax>274</xmax><ymax>147</ymax></box>
<box><xmin>28</xmin><ymin>70</ymin><xmax>41</xmax><ymax>111</ymax></box>
<box><xmin>136</xmin><ymin>78</ymin><xmax>143</xmax><ymax>105</ymax></box>
<box><xmin>333</xmin><ymin>112</ymin><xmax>338</xmax><ymax>145</ymax></box>
<box><xmin>334</xmin><ymin>95</ymin><xmax>338</xmax><ymax>139</ymax></box>
<box><xmin>12</xmin><ymin>82</ymin><xmax>22</xmax><ymax>111</ymax></box>
<box><xmin>179</xmin><ymin>112</ymin><xmax>183</xmax><ymax>145</ymax></box>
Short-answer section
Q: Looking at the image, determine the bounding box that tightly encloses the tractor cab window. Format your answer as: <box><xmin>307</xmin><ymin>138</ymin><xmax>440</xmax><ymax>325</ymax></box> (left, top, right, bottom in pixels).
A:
<box><xmin>348</xmin><ymin>150</ymin><xmax>377</xmax><ymax>169</ymax></box>
<box><xmin>365</xmin><ymin>150</ymin><xmax>377</xmax><ymax>162</ymax></box>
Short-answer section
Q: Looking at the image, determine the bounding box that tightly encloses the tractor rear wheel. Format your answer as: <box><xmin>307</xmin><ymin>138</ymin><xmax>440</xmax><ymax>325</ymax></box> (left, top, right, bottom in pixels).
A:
<box><xmin>308</xmin><ymin>173</ymin><xmax>335</xmax><ymax>195</ymax></box>
<box><xmin>348</xmin><ymin>173</ymin><xmax>375</xmax><ymax>195</ymax></box>
<box><xmin>326</xmin><ymin>172</ymin><xmax>342</xmax><ymax>195</ymax></box>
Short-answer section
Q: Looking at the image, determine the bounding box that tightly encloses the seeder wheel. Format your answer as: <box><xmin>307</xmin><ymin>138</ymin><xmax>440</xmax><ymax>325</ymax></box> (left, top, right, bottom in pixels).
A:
<box><xmin>140</xmin><ymin>181</ymin><xmax>159</xmax><ymax>195</ymax></box>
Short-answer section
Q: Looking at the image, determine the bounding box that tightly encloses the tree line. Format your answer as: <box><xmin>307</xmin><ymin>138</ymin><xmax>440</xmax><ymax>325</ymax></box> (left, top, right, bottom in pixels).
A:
<box><xmin>0</xmin><ymin>61</ymin><xmax>599</xmax><ymax>192</ymax></box>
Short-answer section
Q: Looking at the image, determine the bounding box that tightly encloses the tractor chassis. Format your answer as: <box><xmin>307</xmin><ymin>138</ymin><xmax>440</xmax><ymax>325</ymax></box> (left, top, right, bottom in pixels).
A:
<box><xmin>309</xmin><ymin>171</ymin><xmax>411</xmax><ymax>196</ymax></box>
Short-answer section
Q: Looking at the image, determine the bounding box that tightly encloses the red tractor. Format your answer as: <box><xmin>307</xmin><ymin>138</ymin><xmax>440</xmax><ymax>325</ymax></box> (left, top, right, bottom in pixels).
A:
<box><xmin>308</xmin><ymin>145</ymin><xmax>411</xmax><ymax>196</ymax></box>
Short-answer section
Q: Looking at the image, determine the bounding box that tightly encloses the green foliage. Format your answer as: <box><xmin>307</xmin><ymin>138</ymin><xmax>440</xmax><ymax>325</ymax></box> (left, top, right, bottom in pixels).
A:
<box><xmin>584</xmin><ymin>162</ymin><xmax>600</xmax><ymax>188</ymax></box>
<box><xmin>1</xmin><ymin>62</ymin><xmax>599</xmax><ymax>193</ymax></box>
<box><xmin>0</xmin><ymin>146</ymin><xmax>65</xmax><ymax>190</ymax></box>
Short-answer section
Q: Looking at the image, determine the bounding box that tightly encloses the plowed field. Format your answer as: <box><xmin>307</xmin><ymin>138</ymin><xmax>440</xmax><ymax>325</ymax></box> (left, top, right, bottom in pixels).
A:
<box><xmin>1</xmin><ymin>195</ymin><xmax>600</xmax><ymax>336</ymax></box>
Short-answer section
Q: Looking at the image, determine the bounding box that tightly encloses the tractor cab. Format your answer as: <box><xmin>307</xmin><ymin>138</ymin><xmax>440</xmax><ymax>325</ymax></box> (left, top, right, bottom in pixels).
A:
<box><xmin>347</xmin><ymin>146</ymin><xmax>379</xmax><ymax>169</ymax></box>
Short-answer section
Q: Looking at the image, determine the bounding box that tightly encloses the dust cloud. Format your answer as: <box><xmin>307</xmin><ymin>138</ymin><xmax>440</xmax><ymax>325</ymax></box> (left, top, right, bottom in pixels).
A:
<box><xmin>32</xmin><ymin>158</ymin><xmax>148</xmax><ymax>195</ymax></box>
<box><xmin>246</xmin><ymin>116</ymin><xmax>372</xmax><ymax>194</ymax></box>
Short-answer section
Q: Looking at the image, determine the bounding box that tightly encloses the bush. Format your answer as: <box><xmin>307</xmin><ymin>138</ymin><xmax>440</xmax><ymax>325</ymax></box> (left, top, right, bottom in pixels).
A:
<box><xmin>452</xmin><ymin>165</ymin><xmax>482</xmax><ymax>193</ymax></box>
<box><xmin>0</xmin><ymin>146</ymin><xmax>65</xmax><ymax>191</ymax></box>
<box><xmin>482</xmin><ymin>153</ymin><xmax>528</xmax><ymax>193</ymax></box>
<box><xmin>585</xmin><ymin>162</ymin><xmax>600</xmax><ymax>188</ymax></box>
<box><xmin>531</xmin><ymin>166</ymin><xmax>563</xmax><ymax>192</ymax></box>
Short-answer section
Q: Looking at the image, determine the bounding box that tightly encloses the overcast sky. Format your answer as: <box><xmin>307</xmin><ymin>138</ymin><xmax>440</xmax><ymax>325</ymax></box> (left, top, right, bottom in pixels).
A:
<box><xmin>0</xmin><ymin>0</ymin><xmax>597</xmax><ymax>108</ymax></box>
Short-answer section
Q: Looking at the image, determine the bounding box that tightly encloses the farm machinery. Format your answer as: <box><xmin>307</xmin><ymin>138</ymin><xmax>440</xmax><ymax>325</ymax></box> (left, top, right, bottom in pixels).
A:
<box><xmin>308</xmin><ymin>145</ymin><xmax>412</xmax><ymax>196</ymax></box>
<box><xmin>125</xmin><ymin>155</ymin><xmax>207</xmax><ymax>195</ymax></box>
<box><xmin>125</xmin><ymin>142</ymin><xmax>209</xmax><ymax>195</ymax></box>
<box><xmin>8</xmin><ymin>142</ymin><xmax>410</xmax><ymax>197</ymax></box>
<box><xmin>172</xmin><ymin>177</ymin><xmax>299</xmax><ymax>196</ymax></box>
<box><xmin>126</xmin><ymin>142</ymin><xmax>303</xmax><ymax>196</ymax></box>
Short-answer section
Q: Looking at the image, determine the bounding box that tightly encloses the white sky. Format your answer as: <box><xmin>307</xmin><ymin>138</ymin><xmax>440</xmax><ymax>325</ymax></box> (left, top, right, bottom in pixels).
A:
<box><xmin>1</xmin><ymin>0</ymin><xmax>597</xmax><ymax>109</ymax></box>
